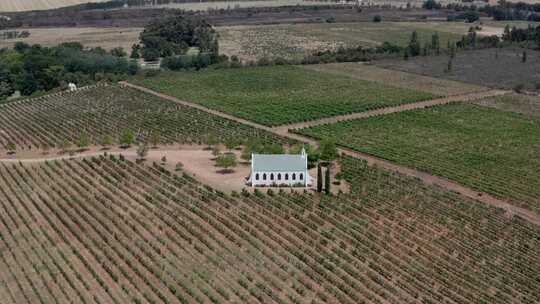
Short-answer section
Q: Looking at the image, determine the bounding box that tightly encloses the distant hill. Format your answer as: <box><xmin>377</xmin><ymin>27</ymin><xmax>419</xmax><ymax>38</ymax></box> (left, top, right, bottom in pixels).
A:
<box><xmin>0</xmin><ymin>0</ymin><xmax>108</xmax><ymax>12</ymax></box>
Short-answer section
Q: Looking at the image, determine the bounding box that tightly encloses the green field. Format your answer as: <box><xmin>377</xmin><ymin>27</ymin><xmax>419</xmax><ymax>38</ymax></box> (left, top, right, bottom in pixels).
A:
<box><xmin>297</xmin><ymin>102</ymin><xmax>540</xmax><ymax>212</ymax></box>
<box><xmin>131</xmin><ymin>66</ymin><xmax>433</xmax><ymax>126</ymax></box>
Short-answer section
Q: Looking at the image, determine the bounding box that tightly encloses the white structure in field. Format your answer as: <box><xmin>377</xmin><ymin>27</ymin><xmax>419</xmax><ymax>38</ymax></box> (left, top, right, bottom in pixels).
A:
<box><xmin>248</xmin><ymin>148</ymin><xmax>313</xmax><ymax>187</ymax></box>
<box><xmin>68</xmin><ymin>83</ymin><xmax>77</xmax><ymax>92</ymax></box>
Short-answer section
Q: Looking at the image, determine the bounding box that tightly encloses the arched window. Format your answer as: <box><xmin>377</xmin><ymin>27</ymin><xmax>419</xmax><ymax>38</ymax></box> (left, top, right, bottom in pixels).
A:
<box><xmin>263</xmin><ymin>173</ymin><xmax>267</xmax><ymax>180</ymax></box>
<box><xmin>292</xmin><ymin>173</ymin><xmax>296</xmax><ymax>180</ymax></box>
<box><xmin>299</xmin><ymin>173</ymin><xmax>304</xmax><ymax>181</ymax></box>
<box><xmin>277</xmin><ymin>173</ymin><xmax>281</xmax><ymax>180</ymax></box>
<box><xmin>255</xmin><ymin>173</ymin><xmax>259</xmax><ymax>181</ymax></box>
<box><xmin>285</xmin><ymin>173</ymin><xmax>289</xmax><ymax>180</ymax></box>
<box><xmin>270</xmin><ymin>173</ymin><xmax>274</xmax><ymax>180</ymax></box>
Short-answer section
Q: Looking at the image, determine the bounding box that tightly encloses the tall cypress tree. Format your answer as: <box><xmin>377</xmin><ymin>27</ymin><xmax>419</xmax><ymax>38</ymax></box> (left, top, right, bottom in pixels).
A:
<box><xmin>317</xmin><ymin>164</ymin><xmax>323</xmax><ymax>193</ymax></box>
<box><xmin>325</xmin><ymin>166</ymin><xmax>331</xmax><ymax>195</ymax></box>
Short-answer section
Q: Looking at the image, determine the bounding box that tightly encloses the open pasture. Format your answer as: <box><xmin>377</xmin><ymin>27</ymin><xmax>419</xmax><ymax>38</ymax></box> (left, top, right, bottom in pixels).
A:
<box><xmin>0</xmin><ymin>154</ymin><xmax>538</xmax><ymax>303</ymax></box>
<box><xmin>131</xmin><ymin>65</ymin><xmax>433</xmax><ymax>126</ymax></box>
<box><xmin>302</xmin><ymin>62</ymin><xmax>486</xmax><ymax>96</ymax></box>
<box><xmin>0</xmin><ymin>0</ymin><xmax>107</xmax><ymax>12</ymax></box>
<box><xmin>0</xmin><ymin>84</ymin><xmax>287</xmax><ymax>150</ymax></box>
<box><xmin>297</xmin><ymin>102</ymin><xmax>540</xmax><ymax>213</ymax></box>
<box><xmin>377</xmin><ymin>47</ymin><xmax>540</xmax><ymax>90</ymax></box>
<box><xmin>218</xmin><ymin>21</ymin><xmax>471</xmax><ymax>60</ymax></box>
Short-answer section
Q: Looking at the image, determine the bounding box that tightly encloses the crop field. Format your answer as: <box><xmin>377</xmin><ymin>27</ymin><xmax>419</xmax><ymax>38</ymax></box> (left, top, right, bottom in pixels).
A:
<box><xmin>297</xmin><ymin>102</ymin><xmax>540</xmax><ymax>213</ymax></box>
<box><xmin>474</xmin><ymin>93</ymin><xmax>540</xmax><ymax>118</ymax></box>
<box><xmin>131</xmin><ymin>65</ymin><xmax>433</xmax><ymax>126</ymax></box>
<box><xmin>155</xmin><ymin>0</ymin><xmax>330</xmax><ymax>10</ymax></box>
<box><xmin>218</xmin><ymin>21</ymin><xmax>471</xmax><ymax>60</ymax></box>
<box><xmin>377</xmin><ymin>47</ymin><xmax>540</xmax><ymax>90</ymax></box>
<box><xmin>0</xmin><ymin>154</ymin><xmax>538</xmax><ymax>303</ymax></box>
<box><xmin>0</xmin><ymin>84</ymin><xmax>287</xmax><ymax>150</ymax></box>
<box><xmin>302</xmin><ymin>63</ymin><xmax>486</xmax><ymax>96</ymax></box>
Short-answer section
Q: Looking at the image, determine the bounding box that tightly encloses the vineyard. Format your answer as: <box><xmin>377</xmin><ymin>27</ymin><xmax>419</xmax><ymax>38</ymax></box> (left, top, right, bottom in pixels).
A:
<box><xmin>0</xmin><ymin>154</ymin><xmax>538</xmax><ymax>303</ymax></box>
<box><xmin>0</xmin><ymin>84</ymin><xmax>288</xmax><ymax>150</ymax></box>
<box><xmin>297</xmin><ymin>102</ymin><xmax>540</xmax><ymax>213</ymax></box>
<box><xmin>130</xmin><ymin>66</ymin><xmax>433</xmax><ymax>126</ymax></box>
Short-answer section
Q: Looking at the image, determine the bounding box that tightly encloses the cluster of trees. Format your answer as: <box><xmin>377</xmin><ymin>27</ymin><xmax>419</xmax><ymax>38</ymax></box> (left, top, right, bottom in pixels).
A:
<box><xmin>133</xmin><ymin>14</ymin><xmax>219</xmax><ymax>63</ymax></box>
<box><xmin>302</xmin><ymin>42</ymin><xmax>403</xmax><ymax>65</ymax></box>
<box><xmin>481</xmin><ymin>0</ymin><xmax>540</xmax><ymax>21</ymax></box>
<box><xmin>502</xmin><ymin>24</ymin><xmax>540</xmax><ymax>45</ymax></box>
<box><xmin>404</xmin><ymin>31</ymin><xmax>442</xmax><ymax>58</ymax></box>
<box><xmin>0</xmin><ymin>42</ymin><xmax>138</xmax><ymax>101</ymax></box>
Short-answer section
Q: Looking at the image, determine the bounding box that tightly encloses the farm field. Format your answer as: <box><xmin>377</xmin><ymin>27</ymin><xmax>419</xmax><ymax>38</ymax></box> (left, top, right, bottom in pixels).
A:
<box><xmin>297</xmin><ymin>102</ymin><xmax>540</xmax><ymax>213</ymax></box>
<box><xmin>302</xmin><ymin>62</ymin><xmax>486</xmax><ymax>96</ymax></box>
<box><xmin>474</xmin><ymin>93</ymin><xmax>540</xmax><ymax>117</ymax></box>
<box><xmin>153</xmin><ymin>0</ymin><xmax>330</xmax><ymax>10</ymax></box>
<box><xmin>0</xmin><ymin>84</ymin><xmax>288</xmax><ymax>150</ymax></box>
<box><xmin>376</xmin><ymin>47</ymin><xmax>540</xmax><ymax>90</ymax></box>
<box><xmin>0</xmin><ymin>154</ymin><xmax>538</xmax><ymax>303</ymax></box>
<box><xmin>218</xmin><ymin>21</ymin><xmax>473</xmax><ymax>60</ymax></box>
<box><xmin>0</xmin><ymin>27</ymin><xmax>141</xmax><ymax>51</ymax></box>
<box><xmin>130</xmin><ymin>65</ymin><xmax>433</xmax><ymax>126</ymax></box>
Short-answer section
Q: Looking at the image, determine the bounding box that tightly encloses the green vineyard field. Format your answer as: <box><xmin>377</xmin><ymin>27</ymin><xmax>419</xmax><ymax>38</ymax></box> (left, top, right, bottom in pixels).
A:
<box><xmin>297</xmin><ymin>102</ymin><xmax>540</xmax><ymax>212</ymax></box>
<box><xmin>130</xmin><ymin>66</ymin><xmax>434</xmax><ymax>126</ymax></box>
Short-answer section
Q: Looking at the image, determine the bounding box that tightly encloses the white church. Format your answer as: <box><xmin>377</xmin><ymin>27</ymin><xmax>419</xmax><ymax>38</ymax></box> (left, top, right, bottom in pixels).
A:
<box><xmin>247</xmin><ymin>148</ymin><xmax>313</xmax><ymax>187</ymax></box>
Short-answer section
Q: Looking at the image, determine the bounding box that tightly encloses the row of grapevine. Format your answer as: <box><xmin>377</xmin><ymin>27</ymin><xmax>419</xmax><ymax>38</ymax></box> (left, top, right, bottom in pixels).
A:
<box><xmin>0</xmin><ymin>155</ymin><xmax>538</xmax><ymax>303</ymax></box>
<box><xmin>0</xmin><ymin>84</ymin><xmax>290</xmax><ymax>150</ymax></box>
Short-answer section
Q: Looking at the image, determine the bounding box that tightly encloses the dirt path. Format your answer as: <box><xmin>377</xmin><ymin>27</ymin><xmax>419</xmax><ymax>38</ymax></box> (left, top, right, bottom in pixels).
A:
<box><xmin>274</xmin><ymin>89</ymin><xmax>510</xmax><ymax>132</ymax></box>
<box><xmin>118</xmin><ymin>82</ymin><xmax>540</xmax><ymax>226</ymax></box>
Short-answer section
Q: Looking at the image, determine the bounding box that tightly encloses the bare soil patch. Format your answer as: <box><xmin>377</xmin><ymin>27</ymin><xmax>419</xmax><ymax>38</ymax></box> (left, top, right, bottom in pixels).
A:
<box><xmin>376</xmin><ymin>47</ymin><xmax>540</xmax><ymax>90</ymax></box>
<box><xmin>302</xmin><ymin>62</ymin><xmax>487</xmax><ymax>96</ymax></box>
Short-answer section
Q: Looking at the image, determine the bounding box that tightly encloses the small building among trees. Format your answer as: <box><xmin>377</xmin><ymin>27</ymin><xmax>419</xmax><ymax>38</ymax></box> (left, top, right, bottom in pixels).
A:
<box><xmin>248</xmin><ymin>148</ymin><xmax>313</xmax><ymax>187</ymax></box>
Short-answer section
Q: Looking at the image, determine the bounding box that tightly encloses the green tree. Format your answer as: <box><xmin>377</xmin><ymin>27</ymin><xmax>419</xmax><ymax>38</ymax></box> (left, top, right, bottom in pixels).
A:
<box><xmin>319</xmin><ymin>138</ymin><xmax>338</xmax><ymax>161</ymax></box>
<box><xmin>110</xmin><ymin>47</ymin><xmax>127</xmax><ymax>57</ymax></box>
<box><xmin>101</xmin><ymin>134</ymin><xmax>113</xmax><ymax>149</ymax></box>
<box><xmin>408</xmin><ymin>31</ymin><xmax>421</xmax><ymax>57</ymax></box>
<box><xmin>325</xmin><ymin>166</ymin><xmax>331</xmax><ymax>195</ymax></box>
<box><xmin>137</xmin><ymin>142</ymin><xmax>149</xmax><ymax>160</ymax></box>
<box><xmin>216</xmin><ymin>153</ymin><xmax>237</xmax><ymax>173</ymax></box>
<box><xmin>6</xmin><ymin>142</ymin><xmax>16</xmax><ymax>154</ymax></box>
<box><xmin>130</xmin><ymin>44</ymin><xmax>141</xmax><ymax>59</ymax></box>
<box><xmin>61</xmin><ymin>139</ymin><xmax>72</xmax><ymax>152</ymax></box>
<box><xmin>431</xmin><ymin>33</ymin><xmax>440</xmax><ymax>55</ymax></box>
<box><xmin>0</xmin><ymin>81</ymin><xmax>13</xmax><ymax>101</ymax></box>
<box><xmin>119</xmin><ymin>128</ymin><xmax>134</xmax><ymax>148</ymax></box>
<box><xmin>75</xmin><ymin>132</ymin><xmax>90</xmax><ymax>150</ymax></box>
<box><xmin>317</xmin><ymin>164</ymin><xmax>323</xmax><ymax>193</ymax></box>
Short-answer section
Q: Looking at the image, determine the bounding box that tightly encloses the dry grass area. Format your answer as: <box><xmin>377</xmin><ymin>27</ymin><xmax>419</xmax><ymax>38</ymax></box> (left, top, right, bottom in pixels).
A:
<box><xmin>302</xmin><ymin>62</ymin><xmax>487</xmax><ymax>96</ymax></box>
<box><xmin>0</xmin><ymin>0</ymin><xmax>107</xmax><ymax>12</ymax></box>
<box><xmin>474</xmin><ymin>93</ymin><xmax>540</xmax><ymax>117</ymax></box>
<box><xmin>218</xmin><ymin>21</ymin><xmax>472</xmax><ymax>60</ymax></box>
<box><xmin>0</xmin><ymin>27</ymin><xmax>141</xmax><ymax>51</ymax></box>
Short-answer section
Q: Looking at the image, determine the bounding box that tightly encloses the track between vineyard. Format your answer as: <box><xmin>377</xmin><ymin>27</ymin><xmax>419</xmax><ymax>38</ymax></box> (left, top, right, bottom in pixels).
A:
<box><xmin>122</xmin><ymin>82</ymin><xmax>540</xmax><ymax>226</ymax></box>
<box><xmin>274</xmin><ymin>89</ymin><xmax>510</xmax><ymax>132</ymax></box>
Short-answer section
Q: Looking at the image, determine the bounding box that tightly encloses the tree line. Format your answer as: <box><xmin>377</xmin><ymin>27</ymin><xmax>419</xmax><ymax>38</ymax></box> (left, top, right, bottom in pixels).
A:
<box><xmin>0</xmin><ymin>42</ymin><xmax>138</xmax><ymax>102</ymax></box>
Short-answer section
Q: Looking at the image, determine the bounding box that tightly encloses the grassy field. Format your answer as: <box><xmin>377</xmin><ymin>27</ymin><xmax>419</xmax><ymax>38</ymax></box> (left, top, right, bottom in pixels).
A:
<box><xmin>302</xmin><ymin>62</ymin><xmax>486</xmax><ymax>96</ymax></box>
<box><xmin>0</xmin><ymin>154</ymin><xmax>537</xmax><ymax>303</ymax></box>
<box><xmin>298</xmin><ymin>102</ymin><xmax>540</xmax><ymax>212</ymax></box>
<box><xmin>474</xmin><ymin>93</ymin><xmax>540</xmax><ymax>117</ymax></box>
<box><xmin>218</xmin><ymin>21</ymin><xmax>472</xmax><ymax>60</ymax></box>
<box><xmin>377</xmin><ymin>47</ymin><xmax>540</xmax><ymax>90</ymax></box>
<box><xmin>0</xmin><ymin>84</ymin><xmax>288</xmax><ymax>149</ymax></box>
<box><xmin>130</xmin><ymin>65</ymin><xmax>433</xmax><ymax>126</ymax></box>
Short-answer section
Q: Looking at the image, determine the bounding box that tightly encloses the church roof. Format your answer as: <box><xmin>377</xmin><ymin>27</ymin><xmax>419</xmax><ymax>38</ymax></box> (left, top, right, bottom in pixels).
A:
<box><xmin>252</xmin><ymin>154</ymin><xmax>307</xmax><ymax>172</ymax></box>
